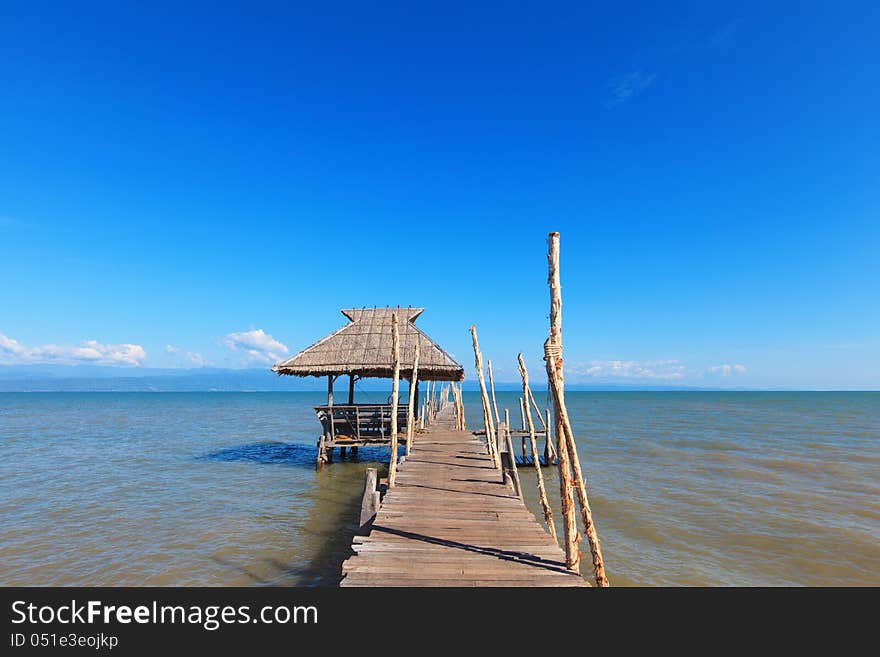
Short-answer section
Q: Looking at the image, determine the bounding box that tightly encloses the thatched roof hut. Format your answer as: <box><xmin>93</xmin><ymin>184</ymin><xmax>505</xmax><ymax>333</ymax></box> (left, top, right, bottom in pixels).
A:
<box><xmin>273</xmin><ymin>307</ymin><xmax>464</xmax><ymax>382</ymax></box>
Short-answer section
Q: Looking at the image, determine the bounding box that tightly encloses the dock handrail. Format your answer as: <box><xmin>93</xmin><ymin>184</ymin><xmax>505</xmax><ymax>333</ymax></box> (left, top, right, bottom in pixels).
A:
<box><xmin>314</xmin><ymin>404</ymin><xmax>409</xmax><ymax>442</ymax></box>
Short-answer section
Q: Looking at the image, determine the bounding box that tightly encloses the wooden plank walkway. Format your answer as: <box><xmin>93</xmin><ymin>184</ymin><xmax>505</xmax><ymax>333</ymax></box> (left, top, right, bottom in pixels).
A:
<box><xmin>340</xmin><ymin>407</ymin><xmax>588</xmax><ymax>587</ymax></box>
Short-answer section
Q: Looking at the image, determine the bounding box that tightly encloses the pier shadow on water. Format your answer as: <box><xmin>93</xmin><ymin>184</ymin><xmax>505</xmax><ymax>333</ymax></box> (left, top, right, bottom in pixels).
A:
<box><xmin>197</xmin><ymin>441</ymin><xmax>399</xmax><ymax>586</ymax></box>
<box><xmin>196</xmin><ymin>441</ymin><xmax>315</xmax><ymax>468</ymax></box>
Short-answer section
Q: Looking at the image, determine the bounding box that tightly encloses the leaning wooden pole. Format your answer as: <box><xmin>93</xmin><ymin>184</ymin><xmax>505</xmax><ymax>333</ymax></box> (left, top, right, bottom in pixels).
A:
<box><xmin>459</xmin><ymin>384</ymin><xmax>467</xmax><ymax>430</ymax></box>
<box><xmin>469</xmin><ymin>325</ymin><xmax>498</xmax><ymax>467</ymax></box>
<box><xmin>518</xmin><ymin>353</ymin><xmax>557</xmax><ymax>544</ymax></box>
<box><xmin>544</xmin><ymin>231</ymin><xmax>609</xmax><ymax>587</ymax></box>
<box><xmin>405</xmin><ymin>342</ymin><xmax>420</xmax><ymax>456</ymax></box>
<box><xmin>456</xmin><ymin>383</ymin><xmax>467</xmax><ymax>430</ymax></box>
<box><xmin>529</xmin><ymin>387</ymin><xmax>547</xmax><ymax>431</ymax></box>
<box><xmin>487</xmin><ymin>359</ymin><xmax>501</xmax><ymax>427</ymax></box>
<box><xmin>388</xmin><ymin>313</ymin><xmax>401</xmax><ymax>487</ymax></box>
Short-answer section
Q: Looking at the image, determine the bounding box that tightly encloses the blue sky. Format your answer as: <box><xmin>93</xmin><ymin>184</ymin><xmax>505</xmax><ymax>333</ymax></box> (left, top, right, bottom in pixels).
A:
<box><xmin>1</xmin><ymin>2</ymin><xmax>878</xmax><ymax>388</ymax></box>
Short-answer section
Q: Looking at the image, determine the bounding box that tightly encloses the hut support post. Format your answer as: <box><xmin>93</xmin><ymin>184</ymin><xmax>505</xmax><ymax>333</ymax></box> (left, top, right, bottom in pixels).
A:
<box><xmin>316</xmin><ymin>434</ymin><xmax>328</xmax><ymax>470</ymax></box>
<box><xmin>469</xmin><ymin>325</ymin><xmax>498</xmax><ymax>467</ymax></box>
<box><xmin>544</xmin><ymin>231</ymin><xmax>609</xmax><ymax>586</ymax></box>
<box><xmin>348</xmin><ymin>375</ymin><xmax>356</xmax><ymax>404</ymax></box>
<box><xmin>405</xmin><ymin>343</ymin><xmax>420</xmax><ymax>456</ymax></box>
<box><xmin>388</xmin><ymin>313</ymin><xmax>401</xmax><ymax>487</ymax></box>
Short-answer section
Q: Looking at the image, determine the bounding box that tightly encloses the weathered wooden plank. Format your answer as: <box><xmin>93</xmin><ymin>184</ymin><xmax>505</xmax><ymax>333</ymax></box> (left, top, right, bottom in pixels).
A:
<box><xmin>340</xmin><ymin>406</ymin><xmax>588</xmax><ymax>588</ymax></box>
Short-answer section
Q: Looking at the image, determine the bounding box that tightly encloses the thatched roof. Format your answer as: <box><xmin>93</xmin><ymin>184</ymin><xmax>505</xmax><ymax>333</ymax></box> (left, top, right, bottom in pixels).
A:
<box><xmin>273</xmin><ymin>307</ymin><xmax>464</xmax><ymax>381</ymax></box>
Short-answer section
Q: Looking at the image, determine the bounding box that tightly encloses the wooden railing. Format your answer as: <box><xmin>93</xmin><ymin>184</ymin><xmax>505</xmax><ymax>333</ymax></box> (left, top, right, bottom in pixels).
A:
<box><xmin>314</xmin><ymin>404</ymin><xmax>409</xmax><ymax>443</ymax></box>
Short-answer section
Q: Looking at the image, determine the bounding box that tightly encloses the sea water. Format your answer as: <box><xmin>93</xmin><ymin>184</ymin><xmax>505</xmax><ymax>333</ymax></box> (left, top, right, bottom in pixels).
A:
<box><xmin>1</xmin><ymin>391</ymin><xmax>877</xmax><ymax>586</ymax></box>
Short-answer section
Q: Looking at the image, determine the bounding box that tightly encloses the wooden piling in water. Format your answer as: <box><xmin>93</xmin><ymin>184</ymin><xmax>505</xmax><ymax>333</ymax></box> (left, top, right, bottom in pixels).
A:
<box><xmin>544</xmin><ymin>232</ymin><xmax>609</xmax><ymax>586</ymax></box>
<box><xmin>359</xmin><ymin>468</ymin><xmax>380</xmax><ymax>529</ymax></box>
<box><xmin>388</xmin><ymin>313</ymin><xmax>401</xmax><ymax>487</ymax></box>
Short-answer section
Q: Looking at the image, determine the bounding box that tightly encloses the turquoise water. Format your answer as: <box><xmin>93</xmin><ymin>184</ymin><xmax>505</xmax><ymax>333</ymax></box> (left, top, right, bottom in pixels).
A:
<box><xmin>1</xmin><ymin>391</ymin><xmax>878</xmax><ymax>586</ymax></box>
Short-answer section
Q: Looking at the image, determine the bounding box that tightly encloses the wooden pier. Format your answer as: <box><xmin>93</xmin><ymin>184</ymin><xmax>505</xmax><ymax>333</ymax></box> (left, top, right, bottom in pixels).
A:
<box><xmin>340</xmin><ymin>406</ymin><xmax>587</xmax><ymax>587</ymax></box>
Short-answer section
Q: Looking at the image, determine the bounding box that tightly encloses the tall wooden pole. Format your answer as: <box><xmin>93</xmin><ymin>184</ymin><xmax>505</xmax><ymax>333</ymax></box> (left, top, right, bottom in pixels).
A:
<box><xmin>469</xmin><ymin>325</ymin><xmax>498</xmax><ymax>467</ymax></box>
<box><xmin>544</xmin><ymin>231</ymin><xmax>609</xmax><ymax>586</ymax></box>
<box><xmin>487</xmin><ymin>359</ymin><xmax>501</xmax><ymax>427</ymax></box>
<box><xmin>388</xmin><ymin>313</ymin><xmax>401</xmax><ymax>487</ymax></box>
<box><xmin>544</xmin><ymin>235</ymin><xmax>580</xmax><ymax>573</ymax></box>
<box><xmin>348</xmin><ymin>375</ymin><xmax>355</xmax><ymax>404</ymax></box>
<box><xmin>405</xmin><ymin>342</ymin><xmax>420</xmax><ymax>456</ymax></box>
<box><xmin>518</xmin><ymin>353</ymin><xmax>557</xmax><ymax>544</ymax></box>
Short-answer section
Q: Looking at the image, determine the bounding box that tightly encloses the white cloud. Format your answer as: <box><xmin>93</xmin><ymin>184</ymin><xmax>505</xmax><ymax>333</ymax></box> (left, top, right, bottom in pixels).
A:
<box><xmin>708</xmin><ymin>363</ymin><xmax>747</xmax><ymax>377</ymax></box>
<box><xmin>569</xmin><ymin>359</ymin><xmax>686</xmax><ymax>380</ymax></box>
<box><xmin>603</xmin><ymin>71</ymin><xmax>657</xmax><ymax>108</ymax></box>
<box><xmin>0</xmin><ymin>332</ymin><xmax>146</xmax><ymax>366</ymax></box>
<box><xmin>222</xmin><ymin>329</ymin><xmax>288</xmax><ymax>364</ymax></box>
<box><xmin>166</xmin><ymin>344</ymin><xmax>209</xmax><ymax>367</ymax></box>
<box><xmin>185</xmin><ymin>351</ymin><xmax>208</xmax><ymax>366</ymax></box>
<box><xmin>707</xmin><ymin>20</ymin><xmax>740</xmax><ymax>49</ymax></box>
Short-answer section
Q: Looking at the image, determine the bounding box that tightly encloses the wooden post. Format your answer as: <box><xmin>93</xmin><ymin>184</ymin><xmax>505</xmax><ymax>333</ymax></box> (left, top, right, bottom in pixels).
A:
<box><xmin>544</xmin><ymin>407</ymin><xmax>556</xmax><ymax>463</ymax></box>
<box><xmin>519</xmin><ymin>397</ymin><xmax>526</xmax><ymax>431</ymax></box>
<box><xmin>450</xmin><ymin>382</ymin><xmax>458</xmax><ymax>428</ymax></box>
<box><xmin>326</xmin><ymin>375</ymin><xmax>336</xmax><ymax>444</ymax></box>
<box><xmin>359</xmin><ymin>468</ymin><xmax>380</xmax><ymax>529</ymax></box>
<box><xmin>388</xmin><ymin>313</ymin><xmax>401</xmax><ymax>487</ymax></box>
<box><xmin>498</xmin><ymin>420</ymin><xmax>510</xmax><ymax>484</ymax></box>
<box><xmin>348</xmin><ymin>375</ymin><xmax>356</xmax><ymax>405</ymax></box>
<box><xmin>469</xmin><ymin>325</ymin><xmax>498</xmax><ymax>467</ymax></box>
<box><xmin>456</xmin><ymin>383</ymin><xmax>466</xmax><ymax>430</ymax></box>
<box><xmin>503</xmin><ymin>409</ymin><xmax>523</xmax><ymax>500</ymax></box>
<box><xmin>544</xmin><ymin>231</ymin><xmax>609</xmax><ymax>586</ymax></box>
<box><xmin>459</xmin><ymin>384</ymin><xmax>466</xmax><ymax>430</ymax></box>
<box><xmin>405</xmin><ymin>342</ymin><xmax>420</xmax><ymax>456</ymax></box>
<box><xmin>529</xmin><ymin>388</ymin><xmax>547</xmax><ymax>431</ymax></box>
<box><xmin>488</xmin><ymin>359</ymin><xmax>501</xmax><ymax>427</ymax></box>
<box><xmin>518</xmin><ymin>354</ymin><xmax>556</xmax><ymax>543</ymax></box>
<box><xmin>316</xmin><ymin>434</ymin><xmax>327</xmax><ymax>470</ymax></box>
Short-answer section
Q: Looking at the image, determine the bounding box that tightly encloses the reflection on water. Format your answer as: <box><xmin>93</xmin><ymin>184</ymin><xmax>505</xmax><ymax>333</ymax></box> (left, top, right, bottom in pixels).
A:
<box><xmin>1</xmin><ymin>391</ymin><xmax>878</xmax><ymax>586</ymax></box>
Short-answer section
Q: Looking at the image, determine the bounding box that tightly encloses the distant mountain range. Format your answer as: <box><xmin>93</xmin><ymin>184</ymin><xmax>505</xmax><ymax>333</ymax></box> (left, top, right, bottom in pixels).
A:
<box><xmin>0</xmin><ymin>364</ymin><xmax>741</xmax><ymax>392</ymax></box>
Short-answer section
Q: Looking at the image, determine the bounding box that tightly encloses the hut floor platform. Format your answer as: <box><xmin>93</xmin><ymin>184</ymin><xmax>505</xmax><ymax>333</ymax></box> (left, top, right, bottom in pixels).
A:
<box><xmin>340</xmin><ymin>407</ymin><xmax>588</xmax><ymax>587</ymax></box>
